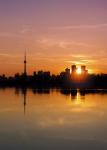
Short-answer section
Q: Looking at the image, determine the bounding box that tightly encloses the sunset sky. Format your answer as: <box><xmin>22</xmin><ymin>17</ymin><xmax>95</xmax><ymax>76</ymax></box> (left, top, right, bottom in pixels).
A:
<box><xmin>0</xmin><ymin>0</ymin><xmax>107</xmax><ymax>75</ymax></box>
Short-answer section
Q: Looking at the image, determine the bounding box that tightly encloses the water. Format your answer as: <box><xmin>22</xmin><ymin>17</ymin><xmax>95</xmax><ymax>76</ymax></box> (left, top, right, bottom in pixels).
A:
<box><xmin>0</xmin><ymin>88</ymin><xmax>107</xmax><ymax>150</ymax></box>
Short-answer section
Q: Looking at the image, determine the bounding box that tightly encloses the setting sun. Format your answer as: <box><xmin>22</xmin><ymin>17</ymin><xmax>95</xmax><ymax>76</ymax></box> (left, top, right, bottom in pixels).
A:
<box><xmin>76</xmin><ymin>68</ymin><xmax>82</xmax><ymax>74</ymax></box>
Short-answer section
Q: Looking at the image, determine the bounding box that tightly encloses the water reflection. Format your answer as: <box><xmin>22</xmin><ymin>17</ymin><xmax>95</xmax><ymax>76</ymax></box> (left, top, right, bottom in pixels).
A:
<box><xmin>23</xmin><ymin>89</ymin><xmax>27</xmax><ymax>115</ymax></box>
<box><xmin>60</xmin><ymin>89</ymin><xmax>85</xmax><ymax>100</ymax></box>
<box><xmin>15</xmin><ymin>88</ymin><xmax>51</xmax><ymax>115</ymax></box>
<box><xmin>15</xmin><ymin>88</ymin><xmax>85</xmax><ymax>115</ymax></box>
<box><xmin>60</xmin><ymin>89</ymin><xmax>107</xmax><ymax>100</ymax></box>
<box><xmin>32</xmin><ymin>88</ymin><xmax>50</xmax><ymax>94</ymax></box>
<box><xmin>1</xmin><ymin>88</ymin><xmax>107</xmax><ymax>149</ymax></box>
<box><xmin>15</xmin><ymin>88</ymin><xmax>27</xmax><ymax>115</ymax></box>
<box><xmin>13</xmin><ymin>88</ymin><xmax>107</xmax><ymax>115</ymax></box>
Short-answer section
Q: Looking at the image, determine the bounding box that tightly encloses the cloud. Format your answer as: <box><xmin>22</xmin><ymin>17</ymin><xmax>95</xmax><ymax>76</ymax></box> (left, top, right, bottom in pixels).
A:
<box><xmin>50</xmin><ymin>23</ymin><xmax>107</xmax><ymax>30</ymax></box>
<box><xmin>0</xmin><ymin>53</ymin><xmax>21</xmax><ymax>58</ymax></box>
<box><xmin>71</xmin><ymin>54</ymin><xmax>90</xmax><ymax>58</ymax></box>
<box><xmin>20</xmin><ymin>25</ymin><xmax>33</xmax><ymax>34</ymax></box>
<box><xmin>0</xmin><ymin>31</ymin><xmax>23</xmax><ymax>38</ymax></box>
<box><xmin>66</xmin><ymin>61</ymin><xmax>85</xmax><ymax>65</ymax></box>
<box><xmin>65</xmin><ymin>54</ymin><xmax>98</xmax><ymax>66</ymax></box>
<box><xmin>37</xmin><ymin>38</ymin><xmax>93</xmax><ymax>49</ymax></box>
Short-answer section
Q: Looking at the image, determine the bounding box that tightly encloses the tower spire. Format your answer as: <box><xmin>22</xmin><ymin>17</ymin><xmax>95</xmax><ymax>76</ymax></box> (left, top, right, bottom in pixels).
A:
<box><xmin>24</xmin><ymin>50</ymin><xmax>27</xmax><ymax>75</ymax></box>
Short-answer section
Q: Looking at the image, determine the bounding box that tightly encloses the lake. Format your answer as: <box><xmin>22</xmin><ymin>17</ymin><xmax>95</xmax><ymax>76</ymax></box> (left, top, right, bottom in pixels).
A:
<box><xmin>0</xmin><ymin>88</ymin><xmax>107</xmax><ymax>150</ymax></box>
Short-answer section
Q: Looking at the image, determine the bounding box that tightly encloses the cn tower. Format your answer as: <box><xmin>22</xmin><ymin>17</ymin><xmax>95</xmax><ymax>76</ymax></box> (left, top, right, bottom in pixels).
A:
<box><xmin>24</xmin><ymin>51</ymin><xmax>27</xmax><ymax>76</ymax></box>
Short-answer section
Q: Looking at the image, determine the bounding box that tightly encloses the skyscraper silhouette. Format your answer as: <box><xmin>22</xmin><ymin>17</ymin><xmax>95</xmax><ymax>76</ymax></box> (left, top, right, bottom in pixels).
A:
<box><xmin>71</xmin><ymin>65</ymin><xmax>77</xmax><ymax>75</ymax></box>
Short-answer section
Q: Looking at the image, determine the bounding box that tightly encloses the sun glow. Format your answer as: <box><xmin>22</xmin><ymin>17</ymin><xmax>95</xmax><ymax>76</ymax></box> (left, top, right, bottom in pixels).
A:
<box><xmin>76</xmin><ymin>68</ymin><xmax>82</xmax><ymax>74</ymax></box>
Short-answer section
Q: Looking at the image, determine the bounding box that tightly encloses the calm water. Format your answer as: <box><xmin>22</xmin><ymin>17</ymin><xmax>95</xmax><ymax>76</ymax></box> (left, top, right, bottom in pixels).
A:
<box><xmin>0</xmin><ymin>88</ymin><xmax>107</xmax><ymax>150</ymax></box>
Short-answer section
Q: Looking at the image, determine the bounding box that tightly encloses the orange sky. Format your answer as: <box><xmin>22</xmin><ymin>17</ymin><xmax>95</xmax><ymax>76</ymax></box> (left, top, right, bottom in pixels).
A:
<box><xmin>0</xmin><ymin>0</ymin><xmax>107</xmax><ymax>76</ymax></box>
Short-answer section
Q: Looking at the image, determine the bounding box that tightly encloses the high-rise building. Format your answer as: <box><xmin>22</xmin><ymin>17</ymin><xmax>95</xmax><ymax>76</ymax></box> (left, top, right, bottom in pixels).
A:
<box><xmin>81</xmin><ymin>66</ymin><xmax>86</xmax><ymax>74</ymax></box>
<box><xmin>81</xmin><ymin>66</ymin><xmax>88</xmax><ymax>75</ymax></box>
<box><xmin>65</xmin><ymin>68</ymin><xmax>70</xmax><ymax>75</ymax></box>
<box><xmin>81</xmin><ymin>66</ymin><xmax>86</xmax><ymax>71</ymax></box>
<box><xmin>72</xmin><ymin>65</ymin><xmax>77</xmax><ymax>75</ymax></box>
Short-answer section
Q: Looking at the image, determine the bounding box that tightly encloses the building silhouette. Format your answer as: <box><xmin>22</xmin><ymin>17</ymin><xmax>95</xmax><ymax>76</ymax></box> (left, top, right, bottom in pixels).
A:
<box><xmin>65</xmin><ymin>68</ymin><xmax>70</xmax><ymax>75</ymax></box>
<box><xmin>81</xmin><ymin>65</ymin><xmax>88</xmax><ymax>75</ymax></box>
<box><xmin>71</xmin><ymin>65</ymin><xmax>77</xmax><ymax>75</ymax></box>
<box><xmin>1</xmin><ymin>54</ymin><xmax>107</xmax><ymax>89</ymax></box>
<box><xmin>71</xmin><ymin>65</ymin><xmax>88</xmax><ymax>76</ymax></box>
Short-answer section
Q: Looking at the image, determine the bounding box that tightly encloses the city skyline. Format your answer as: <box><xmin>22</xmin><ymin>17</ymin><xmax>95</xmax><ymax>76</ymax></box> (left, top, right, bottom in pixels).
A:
<box><xmin>0</xmin><ymin>0</ymin><xmax>107</xmax><ymax>75</ymax></box>
<box><xmin>0</xmin><ymin>50</ymin><xmax>91</xmax><ymax>77</ymax></box>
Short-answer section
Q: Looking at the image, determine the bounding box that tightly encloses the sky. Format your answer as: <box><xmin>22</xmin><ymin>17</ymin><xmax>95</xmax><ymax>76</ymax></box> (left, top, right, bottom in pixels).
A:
<box><xmin>0</xmin><ymin>0</ymin><xmax>107</xmax><ymax>75</ymax></box>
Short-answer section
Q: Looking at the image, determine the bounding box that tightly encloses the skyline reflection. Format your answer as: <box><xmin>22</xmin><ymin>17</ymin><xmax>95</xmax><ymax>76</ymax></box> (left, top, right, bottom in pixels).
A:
<box><xmin>1</xmin><ymin>88</ymin><xmax>107</xmax><ymax>149</ymax></box>
<box><xmin>11</xmin><ymin>88</ymin><xmax>107</xmax><ymax>115</ymax></box>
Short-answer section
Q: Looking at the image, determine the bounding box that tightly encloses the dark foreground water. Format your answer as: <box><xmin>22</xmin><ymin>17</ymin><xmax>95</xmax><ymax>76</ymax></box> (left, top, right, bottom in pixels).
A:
<box><xmin>0</xmin><ymin>88</ymin><xmax>107</xmax><ymax>150</ymax></box>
